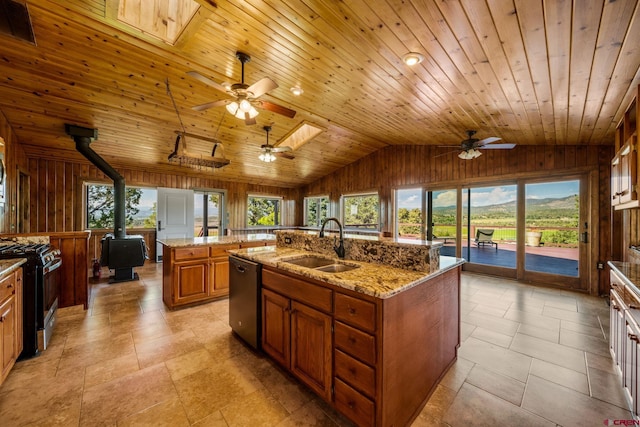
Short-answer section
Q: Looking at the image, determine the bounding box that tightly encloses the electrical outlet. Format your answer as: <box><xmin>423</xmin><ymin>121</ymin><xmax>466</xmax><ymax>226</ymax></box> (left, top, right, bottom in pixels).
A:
<box><xmin>596</xmin><ymin>261</ymin><xmax>605</xmax><ymax>270</ymax></box>
<box><xmin>284</xmin><ymin>237</ymin><xmax>292</xmax><ymax>244</ymax></box>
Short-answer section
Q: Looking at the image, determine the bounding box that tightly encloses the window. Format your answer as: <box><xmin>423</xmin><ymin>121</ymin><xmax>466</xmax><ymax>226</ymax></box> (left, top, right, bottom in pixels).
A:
<box><xmin>86</xmin><ymin>183</ymin><xmax>157</xmax><ymax>229</ymax></box>
<box><xmin>304</xmin><ymin>196</ymin><xmax>329</xmax><ymax>227</ymax></box>
<box><xmin>247</xmin><ymin>195</ymin><xmax>282</xmax><ymax>226</ymax></box>
<box><xmin>342</xmin><ymin>193</ymin><xmax>379</xmax><ymax>231</ymax></box>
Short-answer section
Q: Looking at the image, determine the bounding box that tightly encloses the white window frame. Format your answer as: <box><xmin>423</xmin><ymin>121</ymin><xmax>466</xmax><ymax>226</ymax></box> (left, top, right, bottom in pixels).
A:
<box><xmin>303</xmin><ymin>195</ymin><xmax>330</xmax><ymax>227</ymax></box>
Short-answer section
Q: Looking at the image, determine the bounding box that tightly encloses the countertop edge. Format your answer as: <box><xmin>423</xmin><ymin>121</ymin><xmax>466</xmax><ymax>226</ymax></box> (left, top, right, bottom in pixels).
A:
<box><xmin>158</xmin><ymin>234</ymin><xmax>276</xmax><ymax>248</ymax></box>
<box><xmin>0</xmin><ymin>258</ymin><xmax>27</xmax><ymax>277</ymax></box>
<box><xmin>230</xmin><ymin>246</ymin><xmax>464</xmax><ymax>299</ymax></box>
<box><xmin>609</xmin><ymin>261</ymin><xmax>640</xmax><ymax>294</ymax></box>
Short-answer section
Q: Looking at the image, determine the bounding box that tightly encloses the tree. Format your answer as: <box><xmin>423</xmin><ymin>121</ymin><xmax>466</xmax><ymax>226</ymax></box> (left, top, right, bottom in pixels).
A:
<box><xmin>143</xmin><ymin>202</ymin><xmax>157</xmax><ymax>228</ymax></box>
<box><xmin>247</xmin><ymin>197</ymin><xmax>280</xmax><ymax>226</ymax></box>
<box><xmin>87</xmin><ymin>184</ymin><xmax>142</xmax><ymax>229</ymax></box>
<box><xmin>344</xmin><ymin>195</ymin><xmax>378</xmax><ymax>228</ymax></box>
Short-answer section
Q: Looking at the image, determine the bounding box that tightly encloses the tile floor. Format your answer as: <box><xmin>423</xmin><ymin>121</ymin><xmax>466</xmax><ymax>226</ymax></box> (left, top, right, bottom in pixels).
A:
<box><xmin>0</xmin><ymin>263</ymin><xmax>632</xmax><ymax>426</ymax></box>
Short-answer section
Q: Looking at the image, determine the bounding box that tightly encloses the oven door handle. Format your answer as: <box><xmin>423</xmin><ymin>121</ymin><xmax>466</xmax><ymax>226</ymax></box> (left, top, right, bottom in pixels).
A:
<box><xmin>43</xmin><ymin>258</ymin><xmax>62</xmax><ymax>274</ymax></box>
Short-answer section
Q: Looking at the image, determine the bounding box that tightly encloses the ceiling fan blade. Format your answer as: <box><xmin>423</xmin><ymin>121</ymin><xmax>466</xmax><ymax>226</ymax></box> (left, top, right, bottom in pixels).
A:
<box><xmin>247</xmin><ymin>77</ymin><xmax>278</xmax><ymax>98</ymax></box>
<box><xmin>435</xmin><ymin>150</ymin><xmax>459</xmax><ymax>158</ymax></box>
<box><xmin>480</xmin><ymin>143</ymin><xmax>516</xmax><ymax>149</ymax></box>
<box><xmin>244</xmin><ymin>112</ymin><xmax>257</xmax><ymax>126</ymax></box>
<box><xmin>257</xmin><ymin>100</ymin><xmax>297</xmax><ymax>118</ymax></box>
<box><xmin>192</xmin><ymin>99</ymin><xmax>231</xmax><ymax>111</ymax></box>
<box><xmin>475</xmin><ymin>136</ymin><xmax>501</xmax><ymax>147</ymax></box>
<box><xmin>272</xmin><ymin>146</ymin><xmax>292</xmax><ymax>153</ymax></box>
<box><xmin>186</xmin><ymin>71</ymin><xmax>230</xmax><ymax>94</ymax></box>
<box><xmin>276</xmin><ymin>152</ymin><xmax>295</xmax><ymax>160</ymax></box>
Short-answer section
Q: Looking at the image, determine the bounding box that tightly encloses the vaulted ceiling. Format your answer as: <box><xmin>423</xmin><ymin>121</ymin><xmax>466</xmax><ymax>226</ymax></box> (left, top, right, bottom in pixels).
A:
<box><xmin>0</xmin><ymin>0</ymin><xmax>638</xmax><ymax>188</ymax></box>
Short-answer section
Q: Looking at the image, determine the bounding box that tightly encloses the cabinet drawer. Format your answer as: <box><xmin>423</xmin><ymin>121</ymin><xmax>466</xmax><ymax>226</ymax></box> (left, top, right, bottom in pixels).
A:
<box><xmin>0</xmin><ymin>274</ymin><xmax>15</xmax><ymax>304</ymax></box>
<box><xmin>335</xmin><ymin>349</ymin><xmax>375</xmax><ymax>398</ymax></box>
<box><xmin>335</xmin><ymin>293</ymin><xmax>376</xmax><ymax>333</ymax></box>
<box><xmin>210</xmin><ymin>244</ymin><xmax>240</xmax><ymax>257</ymax></box>
<box><xmin>174</xmin><ymin>247</ymin><xmax>209</xmax><ymax>261</ymax></box>
<box><xmin>334</xmin><ymin>321</ymin><xmax>376</xmax><ymax>365</ymax></box>
<box><xmin>334</xmin><ymin>378</ymin><xmax>375</xmax><ymax>427</ymax></box>
<box><xmin>262</xmin><ymin>269</ymin><xmax>332</xmax><ymax>313</ymax></box>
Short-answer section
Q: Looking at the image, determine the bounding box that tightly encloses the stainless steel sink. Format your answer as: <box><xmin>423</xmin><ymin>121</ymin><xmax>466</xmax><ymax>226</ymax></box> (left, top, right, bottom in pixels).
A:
<box><xmin>314</xmin><ymin>263</ymin><xmax>360</xmax><ymax>273</ymax></box>
<box><xmin>283</xmin><ymin>256</ymin><xmax>335</xmax><ymax>268</ymax></box>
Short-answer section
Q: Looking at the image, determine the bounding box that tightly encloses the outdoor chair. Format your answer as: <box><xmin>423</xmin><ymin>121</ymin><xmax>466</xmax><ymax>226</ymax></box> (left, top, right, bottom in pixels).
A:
<box><xmin>475</xmin><ymin>229</ymin><xmax>498</xmax><ymax>250</ymax></box>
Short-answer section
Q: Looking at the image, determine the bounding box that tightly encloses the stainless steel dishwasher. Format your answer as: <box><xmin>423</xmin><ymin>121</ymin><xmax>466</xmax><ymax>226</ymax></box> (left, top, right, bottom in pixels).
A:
<box><xmin>229</xmin><ymin>255</ymin><xmax>262</xmax><ymax>350</ymax></box>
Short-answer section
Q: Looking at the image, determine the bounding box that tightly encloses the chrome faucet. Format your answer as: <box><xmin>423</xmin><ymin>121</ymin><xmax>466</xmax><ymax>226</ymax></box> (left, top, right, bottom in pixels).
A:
<box><xmin>319</xmin><ymin>217</ymin><xmax>345</xmax><ymax>259</ymax></box>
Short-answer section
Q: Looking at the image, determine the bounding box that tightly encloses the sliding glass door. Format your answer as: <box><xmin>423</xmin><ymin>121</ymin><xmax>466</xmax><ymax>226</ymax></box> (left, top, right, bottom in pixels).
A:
<box><xmin>524</xmin><ymin>180</ymin><xmax>580</xmax><ymax>277</ymax></box>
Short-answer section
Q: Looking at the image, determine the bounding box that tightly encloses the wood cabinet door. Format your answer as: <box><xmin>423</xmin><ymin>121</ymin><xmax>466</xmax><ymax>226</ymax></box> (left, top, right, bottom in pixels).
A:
<box><xmin>0</xmin><ymin>296</ymin><xmax>16</xmax><ymax>381</ymax></box>
<box><xmin>290</xmin><ymin>300</ymin><xmax>333</xmax><ymax>401</ymax></box>
<box><xmin>15</xmin><ymin>270</ymin><xmax>22</xmax><ymax>356</ymax></box>
<box><xmin>624</xmin><ymin>313</ymin><xmax>640</xmax><ymax>416</ymax></box>
<box><xmin>262</xmin><ymin>288</ymin><xmax>290</xmax><ymax>368</ymax></box>
<box><xmin>173</xmin><ymin>261</ymin><xmax>209</xmax><ymax>304</ymax></box>
<box><xmin>619</xmin><ymin>137</ymin><xmax>637</xmax><ymax>204</ymax></box>
<box><xmin>209</xmin><ymin>256</ymin><xmax>230</xmax><ymax>296</ymax></box>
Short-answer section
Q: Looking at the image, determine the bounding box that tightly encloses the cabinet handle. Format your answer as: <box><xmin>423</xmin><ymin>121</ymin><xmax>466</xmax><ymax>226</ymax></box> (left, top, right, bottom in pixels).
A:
<box><xmin>348</xmin><ymin>401</ymin><xmax>355</xmax><ymax>409</ymax></box>
<box><xmin>0</xmin><ymin>315</ymin><xmax>4</xmax><ymax>323</ymax></box>
<box><xmin>629</xmin><ymin>333</ymin><xmax>639</xmax><ymax>342</ymax></box>
<box><xmin>349</xmin><ymin>367</ymin><xmax>356</xmax><ymax>375</ymax></box>
<box><xmin>348</xmin><ymin>307</ymin><xmax>356</xmax><ymax>315</ymax></box>
<box><xmin>348</xmin><ymin>336</ymin><xmax>356</xmax><ymax>344</ymax></box>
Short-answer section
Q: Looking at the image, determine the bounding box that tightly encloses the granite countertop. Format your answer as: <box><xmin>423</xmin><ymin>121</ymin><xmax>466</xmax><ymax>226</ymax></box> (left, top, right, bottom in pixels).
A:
<box><xmin>609</xmin><ymin>261</ymin><xmax>640</xmax><ymax>294</ymax></box>
<box><xmin>158</xmin><ymin>233</ymin><xmax>276</xmax><ymax>248</ymax></box>
<box><xmin>0</xmin><ymin>258</ymin><xmax>27</xmax><ymax>277</ymax></box>
<box><xmin>229</xmin><ymin>246</ymin><xmax>464</xmax><ymax>299</ymax></box>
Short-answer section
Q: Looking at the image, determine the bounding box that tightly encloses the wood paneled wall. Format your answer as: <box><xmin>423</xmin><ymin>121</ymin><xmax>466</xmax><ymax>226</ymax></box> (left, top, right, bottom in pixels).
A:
<box><xmin>25</xmin><ymin>158</ymin><xmax>301</xmax><ymax>234</ymax></box>
<box><xmin>303</xmin><ymin>144</ymin><xmax>614</xmax><ymax>295</ymax></box>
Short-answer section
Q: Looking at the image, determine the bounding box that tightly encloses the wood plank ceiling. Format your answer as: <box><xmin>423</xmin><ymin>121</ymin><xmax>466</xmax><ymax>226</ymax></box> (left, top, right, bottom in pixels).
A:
<box><xmin>0</xmin><ymin>0</ymin><xmax>638</xmax><ymax>188</ymax></box>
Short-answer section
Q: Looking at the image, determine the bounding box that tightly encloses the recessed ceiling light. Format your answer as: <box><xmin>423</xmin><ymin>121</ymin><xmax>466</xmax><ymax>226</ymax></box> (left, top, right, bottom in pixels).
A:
<box><xmin>290</xmin><ymin>86</ymin><xmax>303</xmax><ymax>96</ymax></box>
<box><xmin>402</xmin><ymin>52</ymin><xmax>424</xmax><ymax>66</ymax></box>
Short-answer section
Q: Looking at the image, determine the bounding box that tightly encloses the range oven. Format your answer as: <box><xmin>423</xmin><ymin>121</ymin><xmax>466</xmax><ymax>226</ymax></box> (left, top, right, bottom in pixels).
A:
<box><xmin>0</xmin><ymin>243</ymin><xmax>62</xmax><ymax>359</ymax></box>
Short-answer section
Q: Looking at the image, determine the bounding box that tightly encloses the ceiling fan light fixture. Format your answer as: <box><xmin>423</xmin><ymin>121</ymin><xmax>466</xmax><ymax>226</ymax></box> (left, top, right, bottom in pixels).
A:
<box><xmin>290</xmin><ymin>86</ymin><xmax>303</xmax><ymax>96</ymax></box>
<box><xmin>259</xmin><ymin>151</ymin><xmax>276</xmax><ymax>162</ymax></box>
<box><xmin>402</xmin><ymin>52</ymin><xmax>424</xmax><ymax>66</ymax></box>
<box><xmin>458</xmin><ymin>149</ymin><xmax>482</xmax><ymax>160</ymax></box>
<box><xmin>226</xmin><ymin>101</ymin><xmax>239</xmax><ymax>115</ymax></box>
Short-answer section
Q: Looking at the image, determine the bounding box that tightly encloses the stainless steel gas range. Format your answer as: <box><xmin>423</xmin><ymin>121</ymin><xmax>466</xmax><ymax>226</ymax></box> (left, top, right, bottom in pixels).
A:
<box><xmin>0</xmin><ymin>242</ymin><xmax>62</xmax><ymax>359</ymax></box>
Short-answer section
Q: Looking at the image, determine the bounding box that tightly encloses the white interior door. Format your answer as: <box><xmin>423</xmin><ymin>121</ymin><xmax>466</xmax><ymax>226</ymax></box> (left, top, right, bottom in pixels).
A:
<box><xmin>156</xmin><ymin>187</ymin><xmax>194</xmax><ymax>262</ymax></box>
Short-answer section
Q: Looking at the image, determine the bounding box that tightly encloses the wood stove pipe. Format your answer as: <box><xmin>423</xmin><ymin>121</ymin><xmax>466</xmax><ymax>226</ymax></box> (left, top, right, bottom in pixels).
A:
<box><xmin>65</xmin><ymin>124</ymin><xmax>126</xmax><ymax>239</ymax></box>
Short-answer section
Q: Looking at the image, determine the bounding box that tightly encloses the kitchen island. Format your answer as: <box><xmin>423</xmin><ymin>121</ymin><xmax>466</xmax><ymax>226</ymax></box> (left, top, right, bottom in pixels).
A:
<box><xmin>230</xmin><ymin>244</ymin><xmax>464</xmax><ymax>427</ymax></box>
<box><xmin>158</xmin><ymin>234</ymin><xmax>275</xmax><ymax>309</ymax></box>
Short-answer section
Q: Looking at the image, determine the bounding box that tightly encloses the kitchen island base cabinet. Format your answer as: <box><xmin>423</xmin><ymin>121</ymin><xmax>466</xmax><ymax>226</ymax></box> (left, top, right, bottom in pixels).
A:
<box><xmin>162</xmin><ymin>240</ymin><xmax>274</xmax><ymax>310</ymax></box>
<box><xmin>261</xmin><ymin>265</ymin><xmax>461</xmax><ymax>427</ymax></box>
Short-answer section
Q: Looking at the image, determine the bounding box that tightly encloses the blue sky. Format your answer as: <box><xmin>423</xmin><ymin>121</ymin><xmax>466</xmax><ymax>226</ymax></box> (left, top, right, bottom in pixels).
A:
<box><xmin>396</xmin><ymin>180</ymin><xmax>579</xmax><ymax>209</ymax></box>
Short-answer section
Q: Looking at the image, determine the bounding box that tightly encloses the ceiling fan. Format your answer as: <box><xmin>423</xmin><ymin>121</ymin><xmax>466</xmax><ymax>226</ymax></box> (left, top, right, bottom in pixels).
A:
<box><xmin>187</xmin><ymin>51</ymin><xmax>296</xmax><ymax>125</ymax></box>
<box><xmin>259</xmin><ymin>126</ymin><xmax>293</xmax><ymax>162</ymax></box>
<box><xmin>440</xmin><ymin>130</ymin><xmax>515</xmax><ymax>159</ymax></box>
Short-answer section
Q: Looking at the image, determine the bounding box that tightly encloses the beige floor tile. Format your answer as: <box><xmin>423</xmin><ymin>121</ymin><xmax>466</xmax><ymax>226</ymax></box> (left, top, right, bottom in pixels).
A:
<box><xmin>165</xmin><ymin>347</ymin><xmax>215</xmax><ymax>381</ymax></box>
<box><xmin>411</xmin><ymin>384</ymin><xmax>456</xmax><ymax>426</ymax></box>
<box><xmin>542</xmin><ymin>305</ymin><xmax>602</xmax><ymax>328</ymax></box>
<box><xmin>442</xmin><ymin>382</ymin><xmax>554</xmax><ymax>426</ymax></box>
<box><xmin>587</xmin><ymin>351</ymin><xmax>619</xmax><ymax>375</ymax></box>
<box><xmin>559</xmin><ymin>329</ymin><xmax>610</xmax><ymax>357</ymax></box>
<box><xmin>561</xmin><ymin>318</ymin><xmax>606</xmax><ymax>338</ymax></box>
<box><xmin>276</xmin><ymin>399</ymin><xmax>343</xmax><ymax>426</ymax></box>
<box><xmin>469</xmin><ymin>303</ymin><xmax>508</xmax><ymax>318</ymax></box>
<box><xmin>516</xmin><ymin>323</ymin><xmax>560</xmax><ymax>343</ymax></box>
<box><xmin>465</xmin><ymin>364</ymin><xmax>526</xmax><ymax>405</ymax></box>
<box><xmin>134</xmin><ymin>329</ymin><xmax>204</xmax><ymax>368</ymax></box>
<box><xmin>460</xmin><ymin>321</ymin><xmax>476</xmax><ymax>342</ymax></box>
<box><xmin>80</xmin><ymin>363</ymin><xmax>177</xmax><ymax>425</ymax></box>
<box><xmin>57</xmin><ymin>331</ymin><xmax>136</xmax><ymax>371</ymax></box>
<box><xmin>458</xmin><ymin>337</ymin><xmax>532</xmax><ymax>382</ymax></box>
<box><xmin>117</xmin><ymin>396</ymin><xmax>191</xmax><ymax>426</ymax></box>
<box><xmin>509</xmin><ymin>332</ymin><xmax>586</xmax><ymax>373</ymax></box>
<box><xmin>84</xmin><ymin>352</ymin><xmax>141</xmax><ymax>388</ymax></box>
<box><xmin>173</xmin><ymin>356</ymin><xmax>263</xmax><ymax>423</ymax></box>
<box><xmin>221</xmin><ymin>388</ymin><xmax>289</xmax><ymax>426</ymax></box>
<box><xmin>529</xmin><ymin>358</ymin><xmax>589</xmax><ymax>394</ymax></box>
<box><xmin>522</xmin><ymin>374</ymin><xmax>631</xmax><ymax>426</ymax></box>
<box><xmin>461</xmin><ymin>312</ymin><xmax>520</xmax><ymax>336</ymax></box>
<box><xmin>503</xmin><ymin>307</ymin><xmax>561</xmax><ymax>331</ymax></box>
<box><xmin>469</xmin><ymin>326</ymin><xmax>514</xmax><ymax>348</ymax></box>
<box><xmin>589</xmin><ymin>366</ymin><xmax>629</xmax><ymax>409</ymax></box>
<box><xmin>437</xmin><ymin>356</ymin><xmax>475</xmax><ymax>393</ymax></box>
